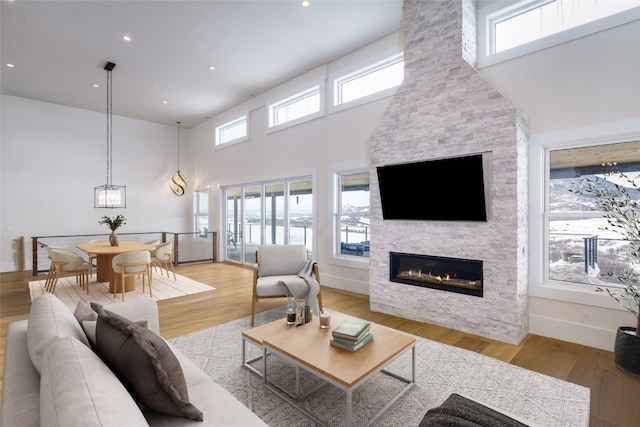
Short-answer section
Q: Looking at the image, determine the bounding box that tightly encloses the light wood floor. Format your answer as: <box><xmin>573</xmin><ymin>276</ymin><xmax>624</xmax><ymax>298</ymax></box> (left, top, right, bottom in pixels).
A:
<box><xmin>2</xmin><ymin>262</ymin><xmax>639</xmax><ymax>426</ymax></box>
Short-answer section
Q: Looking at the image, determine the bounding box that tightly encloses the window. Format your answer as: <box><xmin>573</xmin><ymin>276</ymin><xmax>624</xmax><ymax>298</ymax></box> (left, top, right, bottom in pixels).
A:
<box><xmin>194</xmin><ymin>189</ymin><xmax>209</xmax><ymax>238</ymax></box>
<box><xmin>546</xmin><ymin>141</ymin><xmax>640</xmax><ymax>288</ymax></box>
<box><xmin>478</xmin><ymin>0</ymin><xmax>640</xmax><ymax>67</ymax></box>
<box><xmin>223</xmin><ymin>176</ymin><xmax>314</xmax><ymax>265</ymax></box>
<box><xmin>215</xmin><ymin>115</ymin><xmax>248</xmax><ymax>146</ymax></box>
<box><xmin>268</xmin><ymin>85</ymin><xmax>322</xmax><ymax>130</ymax></box>
<box><xmin>334</xmin><ymin>170</ymin><xmax>370</xmax><ymax>259</ymax></box>
<box><xmin>491</xmin><ymin>0</ymin><xmax>638</xmax><ymax>54</ymax></box>
<box><xmin>333</xmin><ymin>53</ymin><xmax>404</xmax><ymax>107</ymax></box>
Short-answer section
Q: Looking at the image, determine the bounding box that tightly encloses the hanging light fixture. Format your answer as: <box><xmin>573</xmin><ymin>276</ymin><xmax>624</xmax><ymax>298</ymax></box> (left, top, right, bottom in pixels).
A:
<box><xmin>170</xmin><ymin>121</ymin><xmax>187</xmax><ymax>196</ymax></box>
<box><xmin>94</xmin><ymin>61</ymin><xmax>126</xmax><ymax>208</ymax></box>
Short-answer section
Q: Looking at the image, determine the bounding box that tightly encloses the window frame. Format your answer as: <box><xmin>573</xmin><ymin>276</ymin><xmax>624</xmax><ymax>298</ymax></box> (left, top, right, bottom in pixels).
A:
<box><xmin>477</xmin><ymin>0</ymin><xmax>640</xmax><ymax>68</ymax></box>
<box><xmin>266</xmin><ymin>81</ymin><xmax>325</xmax><ymax>133</ymax></box>
<box><xmin>193</xmin><ymin>188</ymin><xmax>210</xmax><ymax>240</ymax></box>
<box><xmin>214</xmin><ymin>114</ymin><xmax>249</xmax><ymax>148</ymax></box>
<box><xmin>529</xmin><ymin>120</ymin><xmax>640</xmax><ymax>311</ymax></box>
<box><xmin>329</xmin><ymin>52</ymin><xmax>404</xmax><ymax>114</ymax></box>
<box><xmin>329</xmin><ymin>162</ymin><xmax>370</xmax><ymax>270</ymax></box>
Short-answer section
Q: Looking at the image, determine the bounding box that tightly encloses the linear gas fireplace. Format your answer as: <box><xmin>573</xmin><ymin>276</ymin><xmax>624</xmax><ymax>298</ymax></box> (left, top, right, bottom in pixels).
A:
<box><xmin>389</xmin><ymin>252</ymin><xmax>483</xmax><ymax>297</ymax></box>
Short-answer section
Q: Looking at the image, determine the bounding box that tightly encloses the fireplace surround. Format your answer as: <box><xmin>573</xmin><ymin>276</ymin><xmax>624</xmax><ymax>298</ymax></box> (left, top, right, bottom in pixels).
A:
<box><xmin>389</xmin><ymin>252</ymin><xmax>483</xmax><ymax>297</ymax></box>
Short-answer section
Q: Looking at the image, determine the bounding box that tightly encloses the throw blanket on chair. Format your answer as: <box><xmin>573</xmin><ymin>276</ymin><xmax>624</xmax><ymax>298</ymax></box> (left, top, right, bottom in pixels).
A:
<box><xmin>277</xmin><ymin>261</ymin><xmax>320</xmax><ymax>316</ymax></box>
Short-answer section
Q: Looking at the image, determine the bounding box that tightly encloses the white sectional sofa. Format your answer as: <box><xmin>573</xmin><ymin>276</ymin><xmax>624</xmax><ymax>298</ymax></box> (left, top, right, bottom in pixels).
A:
<box><xmin>1</xmin><ymin>293</ymin><xmax>268</xmax><ymax>427</ymax></box>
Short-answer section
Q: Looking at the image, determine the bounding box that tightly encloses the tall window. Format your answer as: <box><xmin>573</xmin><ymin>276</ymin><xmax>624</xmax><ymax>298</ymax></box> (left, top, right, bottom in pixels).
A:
<box><xmin>335</xmin><ymin>171</ymin><xmax>370</xmax><ymax>259</ymax></box>
<box><xmin>268</xmin><ymin>85</ymin><xmax>322</xmax><ymax>130</ymax></box>
<box><xmin>546</xmin><ymin>141</ymin><xmax>640</xmax><ymax>287</ymax></box>
<box><xmin>194</xmin><ymin>189</ymin><xmax>209</xmax><ymax>238</ymax></box>
<box><xmin>215</xmin><ymin>115</ymin><xmax>248</xmax><ymax>146</ymax></box>
<box><xmin>333</xmin><ymin>53</ymin><xmax>404</xmax><ymax>107</ymax></box>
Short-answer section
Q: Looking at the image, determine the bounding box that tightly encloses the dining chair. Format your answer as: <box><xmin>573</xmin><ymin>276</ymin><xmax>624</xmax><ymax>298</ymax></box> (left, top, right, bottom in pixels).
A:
<box><xmin>149</xmin><ymin>241</ymin><xmax>176</xmax><ymax>281</ymax></box>
<box><xmin>112</xmin><ymin>251</ymin><xmax>152</xmax><ymax>300</ymax></box>
<box><xmin>87</xmin><ymin>239</ymin><xmax>107</xmax><ymax>278</ymax></box>
<box><xmin>46</xmin><ymin>248</ymin><xmax>92</xmax><ymax>294</ymax></box>
<box><xmin>44</xmin><ymin>246</ymin><xmax>75</xmax><ymax>291</ymax></box>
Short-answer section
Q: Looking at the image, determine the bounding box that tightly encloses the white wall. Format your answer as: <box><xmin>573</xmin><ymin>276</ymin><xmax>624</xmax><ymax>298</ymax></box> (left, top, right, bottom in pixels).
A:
<box><xmin>0</xmin><ymin>95</ymin><xmax>191</xmax><ymax>272</ymax></box>
<box><xmin>187</xmin><ymin>70</ymin><xmax>394</xmax><ymax>292</ymax></box>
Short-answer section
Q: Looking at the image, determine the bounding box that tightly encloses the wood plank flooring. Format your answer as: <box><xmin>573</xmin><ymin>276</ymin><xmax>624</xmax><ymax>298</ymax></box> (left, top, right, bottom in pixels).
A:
<box><xmin>2</xmin><ymin>262</ymin><xmax>639</xmax><ymax>426</ymax></box>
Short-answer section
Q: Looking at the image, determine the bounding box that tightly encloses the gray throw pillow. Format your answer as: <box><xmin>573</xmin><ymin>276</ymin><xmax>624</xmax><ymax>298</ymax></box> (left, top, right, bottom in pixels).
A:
<box><xmin>73</xmin><ymin>301</ymin><xmax>98</xmax><ymax>324</ymax></box>
<box><xmin>91</xmin><ymin>303</ymin><xmax>203</xmax><ymax>421</ymax></box>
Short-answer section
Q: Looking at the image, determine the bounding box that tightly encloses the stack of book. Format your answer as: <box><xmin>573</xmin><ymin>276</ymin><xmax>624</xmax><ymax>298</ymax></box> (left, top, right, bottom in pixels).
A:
<box><xmin>330</xmin><ymin>318</ymin><xmax>373</xmax><ymax>352</ymax></box>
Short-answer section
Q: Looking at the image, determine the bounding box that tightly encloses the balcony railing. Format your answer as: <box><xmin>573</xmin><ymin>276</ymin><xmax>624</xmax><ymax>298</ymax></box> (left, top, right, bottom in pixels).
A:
<box><xmin>31</xmin><ymin>231</ymin><xmax>217</xmax><ymax>276</ymax></box>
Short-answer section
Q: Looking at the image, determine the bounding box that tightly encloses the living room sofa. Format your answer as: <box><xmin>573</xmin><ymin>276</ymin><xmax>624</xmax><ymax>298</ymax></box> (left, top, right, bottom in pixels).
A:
<box><xmin>1</xmin><ymin>293</ymin><xmax>268</xmax><ymax>427</ymax></box>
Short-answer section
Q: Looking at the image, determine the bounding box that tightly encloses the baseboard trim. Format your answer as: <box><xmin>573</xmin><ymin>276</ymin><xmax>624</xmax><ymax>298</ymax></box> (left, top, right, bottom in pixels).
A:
<box><xmin>529</xmin><ymin>313</ymin><xmax>616</xmax><ymax>351</ymax></box>
<box><xmin>321</xmin><ymin>273</ymin><xmax>369</xmax><ymax>296</ymax></box>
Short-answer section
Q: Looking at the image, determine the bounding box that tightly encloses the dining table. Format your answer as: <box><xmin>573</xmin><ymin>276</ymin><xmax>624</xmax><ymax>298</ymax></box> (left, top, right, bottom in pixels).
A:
<box><xmin>76</xmin><ymin>240</ymin><xmax>155</xmax><ymax>293</ymax></box>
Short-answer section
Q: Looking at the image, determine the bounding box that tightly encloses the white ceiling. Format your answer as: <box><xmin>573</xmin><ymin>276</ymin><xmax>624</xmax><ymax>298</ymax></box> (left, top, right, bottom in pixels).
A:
<box><xmin>1</xmin><ymin>0</ymin><xmax>639</xmax><ymax>132</ymax></box>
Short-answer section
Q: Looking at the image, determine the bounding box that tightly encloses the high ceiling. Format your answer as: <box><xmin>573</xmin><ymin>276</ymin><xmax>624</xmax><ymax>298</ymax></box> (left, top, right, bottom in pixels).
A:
<box><xmin>1</xmin><ymin>1</ymin><xmax>638</xmax><ymax>132</ymax></box>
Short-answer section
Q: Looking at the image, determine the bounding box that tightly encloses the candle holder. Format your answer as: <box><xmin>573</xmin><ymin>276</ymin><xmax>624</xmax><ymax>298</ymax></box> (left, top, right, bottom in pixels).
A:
<box><xmin>319</xmin><ymin>310</ymin><xmax>331</xmax><ymax>329</ymax></box>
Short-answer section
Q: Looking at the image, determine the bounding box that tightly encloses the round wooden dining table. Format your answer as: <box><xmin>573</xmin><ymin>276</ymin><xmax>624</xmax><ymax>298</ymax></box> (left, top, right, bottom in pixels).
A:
<box><xmin>76</xmin><ymin>241</ymin><xmax>155</xmax><ymax>293</ymax></box>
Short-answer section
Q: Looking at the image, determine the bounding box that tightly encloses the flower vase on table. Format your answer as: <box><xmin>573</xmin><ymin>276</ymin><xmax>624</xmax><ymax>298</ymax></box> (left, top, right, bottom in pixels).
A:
<box><xmin>109</xmin><ymin>230</ymin><xmax>119</xmax><ymax>247</ymax></box>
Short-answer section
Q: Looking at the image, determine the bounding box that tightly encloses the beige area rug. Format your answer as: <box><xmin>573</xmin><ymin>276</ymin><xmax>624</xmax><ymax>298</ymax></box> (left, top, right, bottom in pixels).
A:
<box><xmin>170</xmin><ymin>307</ymin><xmax>591</xmax><ymax>427</ymax></box>
<box><xmin>29</xmin><ymin>272</ymin><xmax>215</xmax><ymax>311</ymax></box>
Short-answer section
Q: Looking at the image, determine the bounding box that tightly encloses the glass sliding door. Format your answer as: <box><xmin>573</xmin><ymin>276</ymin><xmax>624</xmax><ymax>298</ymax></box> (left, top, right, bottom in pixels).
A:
<box><xmin>223</xmin><ymin>176</ymin><xmax>314</xmax><ymax>265</ymax></box>
<box><xmin>289</xmin><ymin>179</ymin><xmax>313</xmax><ymax>253</ymax></box>
<box><xmin>243</xmin><ymin>185</ymin><xmax>262</xmax><ymax>264</ymax></box>
<box><xmin>225</xmin><ymin>187</ymin><xmax>242</xmax><ymax>262</ymax></box>
<box><xmin>264</xmin><ymin>183</ymin><xmax>285</xmax><ymax>245</ymax></box>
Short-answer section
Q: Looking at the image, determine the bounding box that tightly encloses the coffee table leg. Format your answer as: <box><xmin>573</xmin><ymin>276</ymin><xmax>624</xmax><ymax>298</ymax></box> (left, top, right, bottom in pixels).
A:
<box><xmin>263</xmin><ymin>346</ymin><xmax>268</xmax><ymax>384</ymax></box>
<box><xmin>346</xmin><ymin>389</ymin><xmax>353</xmax><ymax>427</ymax></box>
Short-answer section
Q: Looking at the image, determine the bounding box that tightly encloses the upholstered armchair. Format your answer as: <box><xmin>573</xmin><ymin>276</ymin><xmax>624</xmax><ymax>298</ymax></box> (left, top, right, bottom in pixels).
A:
<box><xmin>251</xmin><ymin>244</ymin><xmax>323</xmax><ymax>326</ymax></box>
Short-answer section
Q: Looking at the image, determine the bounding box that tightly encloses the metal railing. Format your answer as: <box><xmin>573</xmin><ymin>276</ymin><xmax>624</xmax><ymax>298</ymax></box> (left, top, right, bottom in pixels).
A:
<box><xmin>31</xmin><ymin>231</ymin><xmax>217</xmax><ymax>275</ymax></box>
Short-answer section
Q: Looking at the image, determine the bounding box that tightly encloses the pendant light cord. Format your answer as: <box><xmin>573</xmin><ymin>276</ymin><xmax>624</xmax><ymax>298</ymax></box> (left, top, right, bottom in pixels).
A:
<box><xmin>106</xmin><ymin>68</ymin><xmax>113</xmax><ymax>187</ymax></box>
<box><xmin>176</xmin><ymin>121</ymin><xmax>181</xmax><ymax>171</ymax></box>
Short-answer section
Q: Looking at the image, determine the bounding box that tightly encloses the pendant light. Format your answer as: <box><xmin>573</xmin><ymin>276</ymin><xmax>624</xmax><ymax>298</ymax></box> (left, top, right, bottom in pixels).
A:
<box><xmin>94</xmin><ymin>61</ymin><xmax>126</xmax><ymax>208</ymax></box>
<box><xmin>170</xmin><ymin>121</ymin><xmax>187</xmax><ymax>196</ymax></box>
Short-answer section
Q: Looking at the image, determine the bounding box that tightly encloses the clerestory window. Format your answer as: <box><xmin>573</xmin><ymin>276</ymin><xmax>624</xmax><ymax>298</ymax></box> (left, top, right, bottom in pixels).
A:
<box><xmin>215</xmin><ymin>115</ymin><xmax>248</xmax><ymax>146</ymax></box>
<box><xmin>332</xmin><ymin>53</ymin><xmax>404</xmax><ymax>109</ymax></box>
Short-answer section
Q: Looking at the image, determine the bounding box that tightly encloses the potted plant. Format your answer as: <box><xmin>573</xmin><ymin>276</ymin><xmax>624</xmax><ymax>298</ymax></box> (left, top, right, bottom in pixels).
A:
<box><xmin>99</xmin><ymin>214</ymin><xmax>126</xmax><ymax>247</ymax></box>
<box><xmin>574</xmin><ymin>171</ymin><xmax>640</xmax><ymax>376</ymax></box>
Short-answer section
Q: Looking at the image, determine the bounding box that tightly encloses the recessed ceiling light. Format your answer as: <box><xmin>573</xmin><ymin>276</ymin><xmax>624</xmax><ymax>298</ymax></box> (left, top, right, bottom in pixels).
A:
<box><xmin>208</xmin><ymin>65</ymin><xmax>216</xmax><ymax>70</ymax></box>
<box><xmin>300</xmin><ymin>0</ymin><xmax>310</xmax><ymax>7</ymax></box>
<box><xmin>6</xmin><ymin>63</ymin><xmax>14</xmax><ymax>68</ymax></box>
<box><xmin>162</xmin><ymin>101</ymin><xmax>168</xmax><ymax>104</ymax></box>
<box><xmin>123</xmin><ymin>35</ymin><xmax>132</xmax><ymax>42</ymax></box>
<box><xmin>93</xmin><ymin>84</ymin><xmax>99</xmax><ymax>88</ymax></box>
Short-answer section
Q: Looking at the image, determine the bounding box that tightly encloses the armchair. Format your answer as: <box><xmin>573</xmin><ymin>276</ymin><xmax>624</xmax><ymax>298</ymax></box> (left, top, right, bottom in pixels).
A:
<box><xmin>251</xmin><ymin>244</ymin><xmax>323</xmax><ymax>326</ymax></box>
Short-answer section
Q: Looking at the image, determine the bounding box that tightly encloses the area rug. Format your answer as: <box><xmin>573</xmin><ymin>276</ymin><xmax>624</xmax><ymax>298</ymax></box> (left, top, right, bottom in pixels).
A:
<box><xmin>169</xmin><ymin>308</ymin><xmax>590</xmax><ymax>427</ymax></box>
<box><xmin>29</xmin><ymin>272</ymin><xmax>214</xmax><ymax>311</ymax></box>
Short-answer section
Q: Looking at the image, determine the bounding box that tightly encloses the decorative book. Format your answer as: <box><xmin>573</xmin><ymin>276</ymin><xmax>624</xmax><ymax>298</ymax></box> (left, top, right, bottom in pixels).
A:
<box><xmin>332</xmin><ymin>319</ymin><xmax>371</xmax><ymax>342</ymax></box>
<box><xmin>330</xmin><ymin>332</ymin><xmax>373</xmax><ymax>352</ymax></box>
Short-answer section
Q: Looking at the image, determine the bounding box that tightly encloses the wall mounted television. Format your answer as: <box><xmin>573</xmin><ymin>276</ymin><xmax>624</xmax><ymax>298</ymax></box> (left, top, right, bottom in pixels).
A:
<box><xmin>376</xmin><ymin>153</ymin><xmax>491</xmax><ymax>221</ymax></box>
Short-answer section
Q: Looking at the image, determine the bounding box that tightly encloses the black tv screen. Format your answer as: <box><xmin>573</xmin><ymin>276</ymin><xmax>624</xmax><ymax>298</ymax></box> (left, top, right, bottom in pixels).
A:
<box><xmin>376</xmin><ymin>154</ymin><xmax>488</xmax><ymax>221</ymax></box>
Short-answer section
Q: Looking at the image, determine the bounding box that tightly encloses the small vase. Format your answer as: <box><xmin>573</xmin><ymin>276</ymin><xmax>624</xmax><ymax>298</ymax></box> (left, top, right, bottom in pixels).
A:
<box><xmin>109</xmin><ymin>230</ymin><xmax>119</xmax><ymax>247</ymax></box>
<box><xmin>614</xmin><ymin>326</ymin><xmax>640</xmax><ymax>376</ymax></box>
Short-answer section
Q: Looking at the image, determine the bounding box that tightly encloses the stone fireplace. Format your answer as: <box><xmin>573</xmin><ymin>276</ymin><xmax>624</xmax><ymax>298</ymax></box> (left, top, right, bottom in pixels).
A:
<box><xmin>368</xmin><ymin>0</ymin><xmax>529</xmax><ymax>345</ymax></box>
<box><xmin>389</xmin><ymin>252</ymin><xmax>483</xmax><ymax>297</ymax></box>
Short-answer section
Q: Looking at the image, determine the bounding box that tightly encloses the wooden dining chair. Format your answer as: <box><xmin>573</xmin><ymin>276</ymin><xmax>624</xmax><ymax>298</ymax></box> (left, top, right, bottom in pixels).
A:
<box><xmin>149</xmin><ymin>241</ymin><xmax>176</xmax><ymax>280</ymax></box>
<box><xmin>112</xmin><ymin>251</ymin><xmax>152</xmax><ymax>300</ymax></box>
<box><xmin>46</xmin><ymin>248</ymin><xmax>92</xmax><ymax>294</ymax></box>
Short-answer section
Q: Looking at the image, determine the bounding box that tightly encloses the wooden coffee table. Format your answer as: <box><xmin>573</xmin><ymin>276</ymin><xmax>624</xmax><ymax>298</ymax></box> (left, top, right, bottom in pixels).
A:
<box><xmin>242</xmin><ymin>312</ymin><xmax>415</xmax><ymax>426</ymax></box>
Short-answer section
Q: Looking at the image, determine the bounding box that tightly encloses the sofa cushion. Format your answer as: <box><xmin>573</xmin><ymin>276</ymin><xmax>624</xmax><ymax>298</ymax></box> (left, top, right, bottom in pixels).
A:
<box><xmin>39</xmin><ymin>336</ymin><xmax>148</xmax><ymax>427</ymax></box>
<box><xmin>257</xmin><ymin>244</ymin><xmax>307</xmax><ymax>276</ymax></box>
<box><xmin>91</xmin><ymin>303</ymin><xmax>203</xmax><ymax>421</ymax></box>
<box><xmin>27</xmin><ymin>293</ymin><xmax>90</xmax><ymax>374</ymax></box>
<box><xmin>73</xmin><ymin>301</ymin><xmax>98</xmax><ymax>323</ymax></box>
